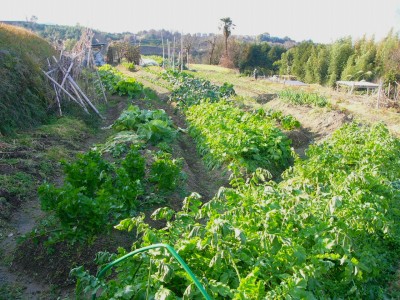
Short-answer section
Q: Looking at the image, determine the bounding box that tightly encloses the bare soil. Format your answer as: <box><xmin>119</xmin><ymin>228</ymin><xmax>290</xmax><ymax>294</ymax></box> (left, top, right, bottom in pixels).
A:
<box><xmin>263</xmin><ymin>98</ymin><xmax>353</xmax><ymax>157</ymax></box>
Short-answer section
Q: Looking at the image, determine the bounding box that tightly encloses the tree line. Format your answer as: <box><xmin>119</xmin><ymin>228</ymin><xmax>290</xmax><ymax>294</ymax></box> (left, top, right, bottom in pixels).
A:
<box><xmin>277</xmin><ymin>31</ymin><xmax>400</xmax><ymax>88</ymax></box>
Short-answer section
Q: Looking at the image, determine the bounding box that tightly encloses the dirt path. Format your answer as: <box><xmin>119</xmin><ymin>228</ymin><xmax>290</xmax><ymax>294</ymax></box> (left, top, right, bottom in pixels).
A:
<box><xmin>0</xmin><ymin>96</ymin><xmax>130</xmax><ymax>299</ymax></box>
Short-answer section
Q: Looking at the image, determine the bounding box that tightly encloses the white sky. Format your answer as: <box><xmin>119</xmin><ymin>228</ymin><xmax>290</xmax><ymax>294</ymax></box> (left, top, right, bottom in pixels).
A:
<box><xmin>1</xmin><ymin>0</ymin><xmax>400</xmax><ymax>43</ymax></box>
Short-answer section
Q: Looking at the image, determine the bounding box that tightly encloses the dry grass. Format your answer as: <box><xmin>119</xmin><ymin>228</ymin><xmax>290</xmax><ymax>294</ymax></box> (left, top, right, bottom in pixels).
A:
<box><xmin>0</xmin><ymin>23</ymin><xmax>54</xmax><ymax>62</ymax></box>
<box><xmin>0</xmin><ymin>23</ymin><xmax>56</xmax><ymax>135</ymax></box>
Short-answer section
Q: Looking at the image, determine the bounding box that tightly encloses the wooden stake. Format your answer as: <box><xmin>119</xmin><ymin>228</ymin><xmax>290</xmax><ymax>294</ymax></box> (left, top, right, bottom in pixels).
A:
<box><xmin>172</xmin><ymin>36</ymin><xmax>176</xmax><ymax>70</ymax></box>
<box><xmin>181</xmin><ymin>32</ymin><xmax>183</xmax><ymax>71</ymax></box>
<box><xmin>69</xmin><ymin>81</ymin><xmax>90</xmax><ymax>113</ymax></box>
<box><xmin>46</xmin><ymin>59</ymin><xmax>62</xmax><ymax>116</ymax></box>
<box><xmin>68</xmin><ymin>76</ymin><xmax>104</xmax><ymax>119</ymax></box>
<box><xmin>42</xmin><ymin>70</ymin><xmax>81</xmax><ymax>106</ymax></box>
<box><xmin>90</xmin><ymin>53</ymin><xmax>107</xmax><ymax>103</ymax></box>
<box><xmin>167</xmin><ymin>39</ymin><xmax>170</xmax><ymax>68</ymax></box>
<box><xmin>161</xmin><ymin>31</ymin><xmax>165</xmax><ymax>69</ymax></box>
<box><xmin>60</xmin><ymin>62</ymin><xmax>74</xmax><ymax>87</ymax></box>
<box><xmin>377</xmin><ymin>80</ymin><xmax>382</xmax><ymax>109</ymax></box>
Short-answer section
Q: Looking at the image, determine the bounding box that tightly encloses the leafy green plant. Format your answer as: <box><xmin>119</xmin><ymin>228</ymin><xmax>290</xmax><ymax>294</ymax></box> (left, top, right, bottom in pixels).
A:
<box><xmin>98</xmin><ymin>64</ymin><xmax>143</xmax><ymax>98</ymax></box>
<box><xmin>39</xmin><ymin>148</ymin><xmax>147</xmax><ymax>243</ymax></box>
<box><xmin>150</xmin><ymin>152</ymin><xmax>184</xmax><ymax>192</ymax></box>
<box><xmin>262</xmin><ymin>109</ymin><xmax>301</xmax><ymax>130</ymax></box>
<box><xmin>73</xmin><ymin>123</ymin><xmax>400</xmax><ymax>298</ymax></box>
<box><xmin>121</xmin><ymin>61</ymin><xmax>135</xmax><ymax>71</ymax></box>
<box><xmin>62</xmin><ymin>151</ymin><xmax>113</xmax><ymax>198</ymax></box>
<box><xmin>186</xmin><ymin>100</ymin><xmax>292</xmax><ymax>176</ymax></box>
<box><xmin>121</xmin><ymin>145</ymin><xmax>145</xmax><ymax>181</ymax></box>
<box><xmin>161</xmin><ymin>70</ymin><xmax>235</xmax><ymax>109</ymax></box>
<box><xmin>278</xmin><ymin>89</ymin><xmax>329</xmax><ymax>107</ymax></box>
<box><xmin>113</xmin><ymin>105</ymin><xmax>177</xmax><ymax>144</ymax></box>
<box><xmin>116</xmin><ymin>78</ymin><xmax>142</xmax><ymax>98</ymax></box>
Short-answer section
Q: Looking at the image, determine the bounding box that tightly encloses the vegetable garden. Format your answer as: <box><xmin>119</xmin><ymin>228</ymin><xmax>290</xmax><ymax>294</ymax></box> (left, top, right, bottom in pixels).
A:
<box><xmin>37</xmin><ymin>65</ymin><xmax>400</xmax><ymax>299</ymax></box>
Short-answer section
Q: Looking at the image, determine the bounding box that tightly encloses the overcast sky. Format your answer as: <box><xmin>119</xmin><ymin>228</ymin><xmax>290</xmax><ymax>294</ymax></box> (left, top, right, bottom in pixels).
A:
<box><xmin>1</xmin><ymin>0</ymin><xmax>400</xmax><ymax>43</ymax></box>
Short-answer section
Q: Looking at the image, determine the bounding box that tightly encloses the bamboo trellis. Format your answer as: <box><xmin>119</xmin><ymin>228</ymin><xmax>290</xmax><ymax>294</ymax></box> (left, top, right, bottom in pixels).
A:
<box><xmin>42</xmin><ymin>28</ymin><xmax>107</xmax><ymax>118</ymax></box>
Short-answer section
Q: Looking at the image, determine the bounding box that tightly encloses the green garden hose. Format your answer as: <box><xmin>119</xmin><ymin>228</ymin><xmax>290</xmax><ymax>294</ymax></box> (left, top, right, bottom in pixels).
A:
<box><xmin>92</xmin><ymin>243</ymin><xmax>211</xmax><ymax>300</ymax></box>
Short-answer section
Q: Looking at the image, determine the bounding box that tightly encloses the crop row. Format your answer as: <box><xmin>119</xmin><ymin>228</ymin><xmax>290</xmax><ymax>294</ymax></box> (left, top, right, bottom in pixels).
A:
<box><xmin>186</xmin><ymin>101</ymin><xmax>293</xmax><ymax>176</ymax></box>
<box><xmin>278</xmin><ymin>89</ymin><xmax>329</xmax><ymax>107</ymax></box>
<box><xmin>161</xmin><ymin>69</ymin><xmax>236</xmax><ymax>108</ymax></box>
<box><xmin>78</xmin><ymin>122</ymin><xmax>400</xmax><ymax>299</ymax></box>
<box><xmin>38</xmin><ymin>104</ymin><xmax>184</xmax><ymax>244</ymax></box>
<box><xmin>98</xmin><ymin>64</ymin><xmax>143</xmax><ymax>98</ymax></box>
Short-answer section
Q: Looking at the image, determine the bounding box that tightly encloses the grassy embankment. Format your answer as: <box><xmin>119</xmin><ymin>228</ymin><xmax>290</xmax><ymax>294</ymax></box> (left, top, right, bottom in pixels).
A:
<box><xmin>0</xmin><ymin>23</ymin><xmax>57</xmax><ymax>135</ymax></box>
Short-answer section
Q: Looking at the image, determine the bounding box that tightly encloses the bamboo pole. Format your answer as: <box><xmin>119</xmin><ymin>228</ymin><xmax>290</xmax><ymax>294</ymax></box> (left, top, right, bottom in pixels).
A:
<box><xmin>181</xmin><ymin>32</ymin><xmax>183</xmax><ymax>71</ymax></box>
<box><xmin>46</xmin><ymin>59</ymin><xmax>62</xmax><ymax>116</ymax></box>
<box><xmin>161</xmin><ymin>32</ymin><xmax>165</xmax><ymax>69</ymax></box>
<box><xmin>377</xmin><ymin>80</ymin><xmax>382</xmax><ymax>109</ymax></box>
<box><xmin>90</xmin><ymin>53</ymin><xmax>107</xmax><ymax>103</ymax></box>
<box><xmin>52</xmin><ymin>55</ymin><xmax>103</xmax><ymax>117</ymax></box>
<box><xmin>167</xmin><ymin>39</ymin><xmax>170</xmax><ymax>68</ymax></box>
<box><xmin>172</xmin><ymin>36</ymin><xmax>176</xmax><ymax>70</ymax></box>
<box><xmin>42</xmin><ymin>70</ymin><xmax>81</xmax><ymax>106</ymax></box>
<box><xmin>45</xmin><ymin>68</ymin><xmax>58</xmax><ymax>75</ymax></box>
<box><xmin>68</xmin><ymin>81</ymin><xmax>90</xmax><ymax>113</ymax></box>
<box><xmin>68</xmin><ymin>76</ymin><xmax>104</xmax><ymax>119</ymax></box>
<box><xmin>60</xmin><ymin>62</ymin><xmax>74</xmax><ymax>87</ymax></box>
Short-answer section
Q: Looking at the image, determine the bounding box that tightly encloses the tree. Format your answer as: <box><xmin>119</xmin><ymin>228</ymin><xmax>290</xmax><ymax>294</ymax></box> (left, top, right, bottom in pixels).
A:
<box><xmin>327</xmin><ymin>37</ymin><xmax>354</xmax><ymax>86</ymax></box>
<box><xmin>30</xmin><ymin>15</ymin><xmax>38</xmax><ymax>24</ymax></box>
<box><xmin>304</xmin><ymin>47</ymin><xmax>318</xmax><ymax>83</ymax></box>
<box><xmin>207</xmin><ymin>35</ymin><xmax>217</xmax><ymax>64</ymax></box>
<box><xmin>314</xmin><ymin>45</ymin><xmax>330</xmax><ymax>84</ymax></box>
<box><xmin>291</xmin><ymin>41</ymin><xmax>314</xmax><ymax>81</ymax></box>
<box><xmin>341</xmin><ymin>36</ymin><xmax>376</xmax><ymax>81</ymax></box>
<box><xmin>183</xmin><ymin>34</ymin><xmax>195</xmax><ymax>65</ymax></box>
<box><xmin>29</xmin><ymin>15</ymin><xmax>38</xmax><ymax>30</ymax></box>
<box><xmin>219</xmin><ymin>17</ymin><xmax>235</xmax><ymax>57</ymax></box>
<box><xmin>278</xmin><ymin>50</ymin><xmax>294</xmax><ymax>75</ymax></box>
<box><xmin>125</xmin><ymin>44</ymin><xmax>141</xmax><ymax>65</ymax></box>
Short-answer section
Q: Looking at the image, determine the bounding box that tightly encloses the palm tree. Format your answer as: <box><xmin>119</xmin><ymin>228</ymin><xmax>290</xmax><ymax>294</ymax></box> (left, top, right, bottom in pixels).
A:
<box><xmin>219</xmin><ymin>17</ymin><xmax>235</xmax><ymax>57</ymax></box>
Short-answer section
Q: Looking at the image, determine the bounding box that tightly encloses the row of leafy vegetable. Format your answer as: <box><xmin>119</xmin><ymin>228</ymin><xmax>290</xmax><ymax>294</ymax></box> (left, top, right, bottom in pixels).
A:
<box><xmin>75</xmin><ymin>122</ymin><xmax>400</xmax><ymax>299</ymax></box>
<box><xmin>37</xmin><ymin>98</ymin><xmax>184</xmax><ymax>243</ymax></box>
<box><xmin>161</xmin><ymin>69</ymin><xmax>236</xmax><ymax>109</ymax></box>
<box><xmin>162</xmin><ymin>69</ymin><xmax>300</xmax><ymax>176</ymax></box>
<box><xmin>278</xmin><ymin>89</ymin><xmax>329</xmax><ymax>107</ymax></box>
<box><xmin>98</xmin><ymin>64</ymin><xmax>143</xmax><ymax>99</ymax></box>
<box><xmin>186</xmin><ymin>101</ymin><xmax>293</xmax><ymax>176</ymax></box>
